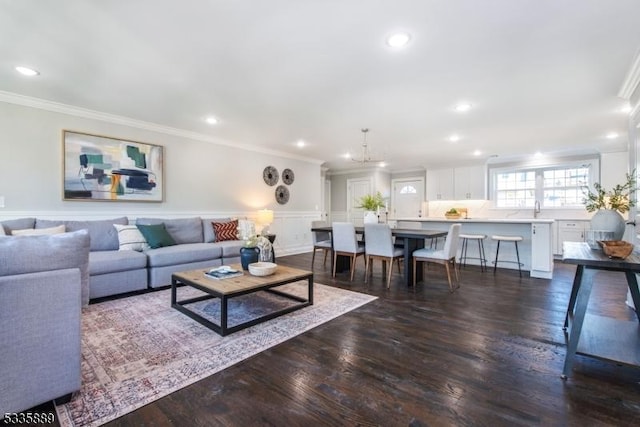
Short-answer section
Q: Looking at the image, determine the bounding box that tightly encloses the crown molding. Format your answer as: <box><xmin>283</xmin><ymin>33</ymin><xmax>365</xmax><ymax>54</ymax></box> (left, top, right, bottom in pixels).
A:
<box><xmin>0</xmin><ymin>91</ymin><xmax>324</xmax><ymax>165</ymax></box>
<box><xmin>618</xmin><ymin>50</ymin><xmax>640</xmax><ymax>99</ymax></box>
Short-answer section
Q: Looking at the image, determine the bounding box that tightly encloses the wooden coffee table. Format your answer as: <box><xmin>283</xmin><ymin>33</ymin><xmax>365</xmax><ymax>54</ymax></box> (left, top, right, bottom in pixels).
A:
<box><xmin>171</xmin><ymin>264</ymin><xmax>313</xmax><ymax>336</ymax></box>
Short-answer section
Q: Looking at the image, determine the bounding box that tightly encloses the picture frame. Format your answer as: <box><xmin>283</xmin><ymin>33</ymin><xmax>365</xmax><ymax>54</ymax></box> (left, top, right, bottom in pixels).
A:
<box><xmin>63</xmin><ymin>130</ymin><xmax>164</xmax><ymax>202</ymax></box>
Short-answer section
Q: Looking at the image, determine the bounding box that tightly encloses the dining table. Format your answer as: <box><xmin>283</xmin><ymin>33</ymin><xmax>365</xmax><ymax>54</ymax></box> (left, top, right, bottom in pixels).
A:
<box><xmin>310</xmin><ymin>225</ymin><xmax>448</xmax><ymax>286</ymax></box>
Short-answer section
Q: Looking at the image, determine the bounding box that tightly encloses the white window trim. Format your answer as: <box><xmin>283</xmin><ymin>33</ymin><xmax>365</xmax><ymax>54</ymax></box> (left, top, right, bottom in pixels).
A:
<box><xmin>488</xmin><ymin>156</ymin><xmax>600</xmax><ymax>209</ymax></box>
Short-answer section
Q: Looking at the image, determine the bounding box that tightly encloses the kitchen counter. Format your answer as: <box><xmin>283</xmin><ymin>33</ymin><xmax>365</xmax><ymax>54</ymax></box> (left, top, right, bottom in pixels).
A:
<box><xmin>396</xmin><ymin>217</ymin><xmax>555</xmax><ymax>224</ymax></box>
<box><xmin>395</xmin><ymin>217</ymin><xmax>554</xmax><ymax>279</ymax></box>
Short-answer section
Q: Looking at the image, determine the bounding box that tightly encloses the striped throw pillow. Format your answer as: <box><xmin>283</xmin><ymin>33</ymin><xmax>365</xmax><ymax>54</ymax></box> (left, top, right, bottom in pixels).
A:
<box><xmin>114</xmin><ymin>224</ymin><xmax>150</xmax><ymax>251</ymax></box>
<box><xmin>212</xmin><ymin>219</ymin><xmax>238</xmax><ymax>242</ymax></box>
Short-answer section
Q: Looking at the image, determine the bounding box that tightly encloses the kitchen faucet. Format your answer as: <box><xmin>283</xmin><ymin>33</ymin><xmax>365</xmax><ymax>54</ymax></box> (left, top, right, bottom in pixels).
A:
<box><xmin>534</xmin><ymin>200</ymin><xmax>541</xmax><ymax>218</ymax></box>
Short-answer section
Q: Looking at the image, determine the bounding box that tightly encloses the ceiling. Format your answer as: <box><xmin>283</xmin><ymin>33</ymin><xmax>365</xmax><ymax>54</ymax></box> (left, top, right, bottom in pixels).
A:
<box><xmin>1</xmin><ymin>0</ymin><xmax>639</xmax><ymax>172</ymax></box>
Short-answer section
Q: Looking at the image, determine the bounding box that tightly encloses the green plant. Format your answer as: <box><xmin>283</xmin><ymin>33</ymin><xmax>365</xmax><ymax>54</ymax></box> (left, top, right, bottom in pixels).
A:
<box><xmin>357</xmin><ymin>192</ymin><xmax>385</xmax><ymax>211</ymax></box>
<box><xmin>582</xmin><ymin>171</ymin><xmax>637</xmax><ymax>214</ymax></box>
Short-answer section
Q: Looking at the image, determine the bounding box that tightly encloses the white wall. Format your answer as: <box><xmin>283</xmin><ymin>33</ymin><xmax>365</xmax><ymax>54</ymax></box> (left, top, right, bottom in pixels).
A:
<box><xmin>0</xmin><ymin>100</ymin><xmax>323</xmax><ymax>255</ymax></box>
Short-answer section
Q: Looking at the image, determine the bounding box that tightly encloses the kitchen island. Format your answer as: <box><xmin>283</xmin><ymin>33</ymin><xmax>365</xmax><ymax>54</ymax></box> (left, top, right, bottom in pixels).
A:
<box><xmin>396</xmin><ymin>217</ymin><xmax>555</xmax><ymax>279</ymax></box>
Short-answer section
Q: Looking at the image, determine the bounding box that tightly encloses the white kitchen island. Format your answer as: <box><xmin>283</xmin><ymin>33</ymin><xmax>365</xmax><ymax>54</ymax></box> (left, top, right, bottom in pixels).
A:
<box><xmin>396</xmin><ymin>217</ymin><xmax>555</xmax><ymax>279</ymax></box>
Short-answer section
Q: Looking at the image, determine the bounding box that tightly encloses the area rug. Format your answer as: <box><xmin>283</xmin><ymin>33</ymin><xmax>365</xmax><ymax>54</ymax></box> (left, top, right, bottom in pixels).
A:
<box><xmin>55</xmin><ymin>282</ymin><xmax>376</xmax><ymax>427</ymax></box>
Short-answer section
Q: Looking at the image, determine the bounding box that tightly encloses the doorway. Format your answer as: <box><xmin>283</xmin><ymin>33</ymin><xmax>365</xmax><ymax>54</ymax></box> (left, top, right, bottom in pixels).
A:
<box><xmin>347</xmin><ymin>177</ymin><xmax>373</xmax><ymax>225</ymax></box>
<box><xmin>391</xmin><ymin>177</ymin><xmax>425</xmax><ymax>219</ymax></box>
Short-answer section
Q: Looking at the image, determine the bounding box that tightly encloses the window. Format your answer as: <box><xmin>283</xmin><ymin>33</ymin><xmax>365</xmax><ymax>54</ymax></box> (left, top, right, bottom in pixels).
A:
<box><xmin>491</xmin><ymin>161</ymin><xmax>595</xmax><ymax>208</ymax></box>
<box><xmin>399</xmin><ymin>185</ymin><xmax>417</xmax><ymax>194</ymax></box>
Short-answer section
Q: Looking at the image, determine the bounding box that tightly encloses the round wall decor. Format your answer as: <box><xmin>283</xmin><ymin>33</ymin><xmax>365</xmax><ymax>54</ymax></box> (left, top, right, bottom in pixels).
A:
<box><xmin>282</xmin><ymin>168</ymin><xmax>295</xmax><ymax>185</ymax></box>
<box><xmin>275</xmin><ymin>185</ymin><xmax>290</xmax><ymax>205</ymax></box>
<box><xmin>262</xmin><ymin>166</ymin><xmax>279</xmax><ymax>186</ymax></box>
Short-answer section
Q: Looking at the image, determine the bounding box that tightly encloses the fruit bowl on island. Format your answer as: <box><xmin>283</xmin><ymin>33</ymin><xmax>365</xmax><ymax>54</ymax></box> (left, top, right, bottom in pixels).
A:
<box><xmin>445</xmin><ymin>208</ymin><xmax>461</xmax><ymax>219</ymax></box>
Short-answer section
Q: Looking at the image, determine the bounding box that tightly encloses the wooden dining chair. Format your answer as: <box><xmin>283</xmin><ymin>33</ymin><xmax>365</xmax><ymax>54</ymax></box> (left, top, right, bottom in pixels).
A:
<box><xmin>311</xmin><ymin>220</ymin><xmax>332</xmax><ymax>270</ymax></box>
<box><xmin>412</xmin><ymin>223</ymin><xmax>462</xmax><ymax>292</ymax></box>
<box><xmin>363</xmin><ymin>223</ymin><xmax>404</xmax><ymax>288</ymax></box>
<box><xmin>332</xmin><ymin>222</ymin><xmax>365</xmax><ymax>281</ymax></box>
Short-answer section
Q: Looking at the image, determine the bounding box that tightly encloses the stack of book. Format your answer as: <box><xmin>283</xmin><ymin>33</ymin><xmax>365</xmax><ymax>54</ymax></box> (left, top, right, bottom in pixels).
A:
<box><xmin>204</xmin><ymin>266</ymin><xmax>243</xmax><ymax>280</ymax></box>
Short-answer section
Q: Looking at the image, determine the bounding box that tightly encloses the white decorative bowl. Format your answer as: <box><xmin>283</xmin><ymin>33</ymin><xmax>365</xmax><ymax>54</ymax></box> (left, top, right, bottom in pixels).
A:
<box><xmin>248</xmin><ymin>262</ymin><xmax>277</xmax><ymax>276</ymax></box>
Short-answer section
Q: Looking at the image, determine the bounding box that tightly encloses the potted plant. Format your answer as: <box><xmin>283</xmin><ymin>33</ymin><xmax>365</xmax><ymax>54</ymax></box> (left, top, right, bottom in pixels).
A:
<box><xmin>357</xmin><ymin>192</ymin><xmax>385</xmax><ymax>224</ymax></box>
<box><xmin>582</xmin><ymin>171</ymin><xmax>637</xmax><ymax>240</ymax></box>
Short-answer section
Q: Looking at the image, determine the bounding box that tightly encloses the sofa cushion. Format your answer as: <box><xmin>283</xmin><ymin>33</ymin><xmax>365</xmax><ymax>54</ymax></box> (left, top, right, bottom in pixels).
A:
<box><xmin>113</xmin><ymin>224</ymin><xmax>150</xmax><ymax>251</ymax></box>
<box><xmin>215</xmin><ymin>240</ymin><xmax>245</xmax><ymax>258</ymax></box>
<box><xmin>35</xmin><ymin>217</ymin><xmax>128</xmax><ymax>251</ymax></box>
<box><xmin>212</xmin><ymin>219</ymin><xmax>238</xmax><ymax>242</ymax></box>
<box><xmin>136</xmin><ymin>223</ymin><xmax>176</xmax><ymax>249</ymax></box>
<box><xmin>145</xmin><ymin>243</ymin><xmax>223</xmax><ymax>267</ymax></box>
<box><xmin>12</xmin><ymin>225</ymin><xmax>66</xmax><ymax>236</ymax></box>
<box><xmin>0</xmin><ymin>229</ymin><xmax>91</xmax><ymax>306</ymax></box>
<box><xmin>1</xmin><ymin>218</ymin><xmax>36</xmax><ymax>235</ymax></box>
<box><xmin>89</xmin><ymin>250</ymin><xmax>147</xmax><ymax>275</ymax></box>
<box><xmin>136</xmin><ymin>217</ymin><xmax>203</xmax><ymax>244</ymax></box>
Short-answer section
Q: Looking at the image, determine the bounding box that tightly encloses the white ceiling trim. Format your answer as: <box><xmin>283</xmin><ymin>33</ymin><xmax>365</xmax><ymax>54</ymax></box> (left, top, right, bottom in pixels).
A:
<box><xmin>0</xmin><ymin>91</ymin><xmax>325</xmax><ymax>165</ymax></box>
<box><xmin>618</xmin><ymin>50</ymin><xmax>640</xmax><ymax>99</ymax></box>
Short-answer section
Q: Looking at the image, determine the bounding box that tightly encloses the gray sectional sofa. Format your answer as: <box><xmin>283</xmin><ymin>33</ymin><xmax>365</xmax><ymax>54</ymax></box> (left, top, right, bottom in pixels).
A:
<box><xmin>0</xmin><ymin>216</ymin><xmax>244</xmax><ymax>303</ymax></box>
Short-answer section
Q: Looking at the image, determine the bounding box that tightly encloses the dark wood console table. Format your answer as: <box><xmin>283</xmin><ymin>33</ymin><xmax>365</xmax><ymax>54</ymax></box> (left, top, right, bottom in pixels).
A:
<box><xmin>561</xmin><ymin>241</ymin><xmax>640</xmax><ymax>379</ymax></box>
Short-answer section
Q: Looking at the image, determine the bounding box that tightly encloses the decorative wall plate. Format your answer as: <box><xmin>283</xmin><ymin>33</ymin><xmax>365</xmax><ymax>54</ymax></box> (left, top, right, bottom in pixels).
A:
<box><xmin>282</xmin><ymin>168</ymin><xmax>295</xmax><ymax>185</ymax></box>
<box><xmin>262</xmin><ymin>166</ymin><xmax>279</xmax><ymax>186</ymax></box>
<box><xmin>275</xmin><ymin>185</ymin><xmax>290</xmax><ymax>205</ymax></box>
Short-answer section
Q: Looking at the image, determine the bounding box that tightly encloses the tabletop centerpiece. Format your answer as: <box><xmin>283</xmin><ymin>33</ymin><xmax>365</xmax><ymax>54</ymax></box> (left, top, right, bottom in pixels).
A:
<box><xmin>357</xmin><ymin>192</ymin><xmax>385</xmax><ymax>224</ymax></box>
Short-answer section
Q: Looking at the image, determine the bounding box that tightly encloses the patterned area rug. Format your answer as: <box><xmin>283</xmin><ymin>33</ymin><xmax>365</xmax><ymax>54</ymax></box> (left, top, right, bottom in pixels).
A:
<box><xmin>56</xmin><ymin>282</ymin><xmax>376</xmax><ymax>426</ymax></box>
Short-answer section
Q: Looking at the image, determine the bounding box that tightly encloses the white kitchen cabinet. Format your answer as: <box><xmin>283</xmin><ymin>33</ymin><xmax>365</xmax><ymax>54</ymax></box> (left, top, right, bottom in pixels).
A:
<box><xmin>426</xmin><ymin>168</ymin><xmax>454</xmax><ymax>201</ymax></box>
<box><xmin>531</xmin><ymin>222</ymin><xmax>553</xmax><ymax>277</ymax></box>
<box><xmin>454</xmin><ymin>165</ymin><xmax>486</xmax><ymax>200</ymax></box>
<box><xmin>556</xmin><ymin>220</ymin><xmax>590</xmax><ymax>255</ymax></box>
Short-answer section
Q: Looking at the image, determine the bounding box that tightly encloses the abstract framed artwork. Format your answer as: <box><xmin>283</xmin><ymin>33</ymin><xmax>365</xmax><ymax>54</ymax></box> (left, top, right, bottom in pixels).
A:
<box><xmin>63</xmin><ymin>130</ymin><xmax>164</xmax><ymax>202</ymax></box>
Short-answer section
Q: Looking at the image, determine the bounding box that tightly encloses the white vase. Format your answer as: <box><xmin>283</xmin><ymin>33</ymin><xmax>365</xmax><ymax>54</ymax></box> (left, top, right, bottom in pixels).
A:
<box><xmin>363</xmin><ymin>211</ymin><xmax>378</xmax><ymax>224</ymax></box>
<box><xmin>590</xmin><ymin>209</ymin><xmax>625</xmax><ymax>240</ymax></box>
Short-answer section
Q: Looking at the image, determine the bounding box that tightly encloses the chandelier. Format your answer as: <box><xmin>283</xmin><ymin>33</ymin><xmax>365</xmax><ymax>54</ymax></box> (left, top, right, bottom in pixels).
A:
<box><xmin>351</xmin><ymin>128</ymin><xmax>384</xmax><ymax>164</ymax></box>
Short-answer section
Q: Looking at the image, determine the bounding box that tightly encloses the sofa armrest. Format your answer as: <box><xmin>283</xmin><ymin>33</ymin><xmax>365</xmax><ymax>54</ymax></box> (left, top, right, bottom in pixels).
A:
<box><xmin>0</xmin><ymin>268</ymin><xmax>82</xmax><ymax>414</ymax></box>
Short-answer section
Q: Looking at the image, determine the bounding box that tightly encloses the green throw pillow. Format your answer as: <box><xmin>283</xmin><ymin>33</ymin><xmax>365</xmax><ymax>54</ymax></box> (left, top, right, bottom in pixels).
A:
<box><xmin>136</xmin><ymin>223</ymin><xmax>176</xmax><ymax>249</ymax></box>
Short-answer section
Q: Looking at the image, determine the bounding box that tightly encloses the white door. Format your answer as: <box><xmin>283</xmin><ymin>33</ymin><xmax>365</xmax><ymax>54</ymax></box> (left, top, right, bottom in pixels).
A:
<box><xmin>347</xmin><ymin>178</ymin><xmax>372</xmax><ymax>225</ymax></box>
<box><xmin>392</xmin><ymin>178</ymin><xmax>424</xmax><ymax>218</ymax></box>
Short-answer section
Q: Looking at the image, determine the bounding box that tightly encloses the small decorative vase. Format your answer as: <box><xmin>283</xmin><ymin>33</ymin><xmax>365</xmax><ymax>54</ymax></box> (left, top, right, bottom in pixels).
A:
<box><xmin>590</xmin><ymin>209</ymin><xmax>625</xmax><ymax>241</ymax></box>
<box><xmin>240</xmin><ymin>246</ymin><xmax>260</xmax><ymax>270</ymax></box>
<box><xmin>363</xmin><ymin>211</ymin><xmax>378</xmax><ymax>224</ymax></box>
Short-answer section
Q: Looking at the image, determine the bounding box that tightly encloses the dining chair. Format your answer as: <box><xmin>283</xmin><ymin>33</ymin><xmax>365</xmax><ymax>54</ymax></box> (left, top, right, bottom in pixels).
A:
<box><xmin>363</xmin><ymin>223</ymin><xmax>404</xmax><ymax>288</ymax></box>
<box><xmin>311</xmin><ymin>220</ymin><xmax>332</xmax><ymax>270</ymax></box>
<box><xmin>332</xmin><ymin>222</ymin><xmax>365</xmax><ymax>281</ymax></box>
<box><xmin>412</xmin><ymin>223</ymin><xmax>462</xmax><ymax>292</ymax></box>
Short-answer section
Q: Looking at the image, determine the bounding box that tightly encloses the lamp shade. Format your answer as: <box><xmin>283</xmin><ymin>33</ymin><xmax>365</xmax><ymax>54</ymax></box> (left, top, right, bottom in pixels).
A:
<box><xmin>257</xmin><ymin>209</ymin><xmax>274</xmax><ymax>226</ymax></box>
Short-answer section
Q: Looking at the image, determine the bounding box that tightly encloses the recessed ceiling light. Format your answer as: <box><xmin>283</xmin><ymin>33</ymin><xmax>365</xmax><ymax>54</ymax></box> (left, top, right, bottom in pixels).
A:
<box><xmin>620</xmin><ymin>104</ymin><xmax>632</xmax><ymax>114</ymax></box>
<box><xmin>342</xmin><ymin>152</ymin><xmax>351</xmax><ymax>159</ymax></box>
<box><xmin>449</xmin><ymin>134</ymin><xmax>460</xmax><ymax>142</ymax></box>
<box><xmin>534</xmin><ymin>151</ymin><xmax>542</xmax><ymax>158</ymax></box>
<box><xmin>454</xmin><ymin>103</ymin><xmax>472</xmax><ymax>112</ymax></box>
<box><xmin>15</xmin><ymin>66</ymin><xmax>39</xmax><ymax>76</ymax></box>
<box><xmin>473</xmin><ymin>150</ymin><xmax>482</xmax><ymax>156</ymax></box>
<box><xmin>378</xmin><ymin>162</ymin><xmax>387</xmax><ymax>168</ymax></box>
<box><xmin>606</xmin><ymin>132</ymin><xmax>619</xmax><ymax>139</ymax></box>
<box><xmin>205</xmin><ymin>116</ymin><xmax>218</xmax><ymax>125</ymax></box>
<box><xmin>386</xmin><ymin>32</ymin><xmax>411</xmax><ymax>48</ymax></box>
<box><xmin>296</xmin><ymin>140</ymin><xmax>305</xmax><ymax>148</ymax></box>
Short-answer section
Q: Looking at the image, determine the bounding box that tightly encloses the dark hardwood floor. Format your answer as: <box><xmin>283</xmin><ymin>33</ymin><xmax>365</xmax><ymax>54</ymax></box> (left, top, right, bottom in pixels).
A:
<box><xmin>28</xmin><ymin>253</ymin><xmax>640</xmax><ymax>426</ymax></box>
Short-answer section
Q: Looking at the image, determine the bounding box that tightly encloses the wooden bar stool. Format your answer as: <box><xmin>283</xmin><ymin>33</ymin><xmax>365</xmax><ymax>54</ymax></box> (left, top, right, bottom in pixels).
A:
<box><xmin>491</xmin><ymin>235</ymin><xmax>523</xmax><ymax>277</ymax></box>
<box><xmin>459</xmin><ymin>233</ymin><xmax>487</xmax><ymax>272</ymax></box>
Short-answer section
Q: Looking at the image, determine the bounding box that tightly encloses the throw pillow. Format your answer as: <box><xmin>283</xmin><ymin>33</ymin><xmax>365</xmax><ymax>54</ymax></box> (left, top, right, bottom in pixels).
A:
<box><xmin>136</xmin><ymin>223</ymin><xmax>177</xmax><ymax>249</ymax></box>
<box><xmin>11</xmin><ymin>225</ymin><xmax>66</xmax><ymax>236</ymax></box>
<box><xmin>113</xmin><ymin>224</ymin><xmax>150</xmax><ymax>251</ymax></box>
<box><xmin>212</xmin><ymin>219</ymin><xmax>238</xmax><ymax>242</ymax></box>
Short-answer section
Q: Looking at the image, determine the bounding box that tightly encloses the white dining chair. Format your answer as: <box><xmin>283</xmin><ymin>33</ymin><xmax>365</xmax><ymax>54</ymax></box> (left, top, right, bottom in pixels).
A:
<box><xmin>363</xmin><ymin>223</ymin><xmax>404</xmax><ymax>288</ymax></box>
<box><xmin>412</xmin><ymin>223</ymin><xmax>462</xmax><ymax>292</ymax></box>
<box><xmin>332</xmin><ymin>222</ymin><xmax>365</xmax><ymax>281</ymax></box>
<box><xmin>311</xmin><ymin>220</ymin><xmax>332</xmax><ymax>270</ymax></box>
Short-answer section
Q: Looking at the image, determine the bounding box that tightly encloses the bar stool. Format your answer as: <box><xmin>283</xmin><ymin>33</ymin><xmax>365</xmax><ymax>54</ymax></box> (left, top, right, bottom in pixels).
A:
<box><xmin>459</xmin><ymin>233</ymin><xmax>487</xmax><ymax>272</ymax></box>
<box><xmin>491</xmin><ymin>235</ymin><xmax>524</xmax><ymax>277</ymax></box>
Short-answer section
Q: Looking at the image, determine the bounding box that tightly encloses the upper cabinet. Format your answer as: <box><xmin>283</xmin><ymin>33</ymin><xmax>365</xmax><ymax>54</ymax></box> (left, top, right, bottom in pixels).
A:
<box><xmin>454</xmin><ymin>165</ymin><xmax>486</xmax><ymax>200</ymax></box>
<box><xmin>427</xmin><ymin>166</ymin><xmax>486</xmax><ymax>201</ymax></box>
<box><xmin>426</xmin><ymin>168</ymin><xmax>454</xmax><ymax>201</ymax></box>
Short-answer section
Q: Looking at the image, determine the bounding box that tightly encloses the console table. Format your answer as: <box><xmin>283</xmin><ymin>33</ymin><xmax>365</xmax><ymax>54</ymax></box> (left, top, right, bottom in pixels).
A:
<box><xmin>561</xmin><ymin>241</ymin><xmax>640</xmax><ymax>379</ymax></box>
